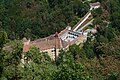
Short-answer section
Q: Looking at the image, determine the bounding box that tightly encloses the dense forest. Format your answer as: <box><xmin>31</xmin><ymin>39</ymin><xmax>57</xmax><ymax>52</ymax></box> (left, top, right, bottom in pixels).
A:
<box><xmin>0</xmin><ymin>0</ymin><xmax>89</xmax><ymax>39</ymax></box>
<box><xmin>0</xmin><ymin>0</ymin><xmax>120</xmax><ymax>80</ymax></box>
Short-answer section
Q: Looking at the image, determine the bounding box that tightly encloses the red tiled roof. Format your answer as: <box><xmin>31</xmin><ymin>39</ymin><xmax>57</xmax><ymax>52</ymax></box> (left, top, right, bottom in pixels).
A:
<box><xmin>23</xmin><ymin>44</ymin><xmax>31</xmax><ymax>52</ymax></box>
<box><xmin>90</xmin><ymin>2</ymin><xmax>100</xmax><ymax>6</ymax></box>
<box><xmin>23</xmin><ymin>34</ymin><xmax>69</xmax><ymax>52</ymax></box>
<box><xmin>23</xmin><ymin>29</ymin><xmax>85</xmax><ymax>53</ymax></box>
<box><xmin>58</xmin><ymin>29</ymin><xmax>68</xmax><ymax>37</ymax></box>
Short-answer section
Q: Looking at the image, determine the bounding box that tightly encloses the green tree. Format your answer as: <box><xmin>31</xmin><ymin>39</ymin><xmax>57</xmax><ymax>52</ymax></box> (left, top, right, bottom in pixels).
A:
<box><xmin>83</xmin><ymin>37</ymin><xmax>95</xmax><ymax>59</ymax></box>
<box><xmin>19</xmin><ymin>46</ymin><xmax>57</xmax><ymax>80</ymax></box>
<box><xmin>0</xmin><ymin>40</ymin><xmax>23</xmax><ymax>80</ymax></box>
<box><xmin>26</xmin><ymin>46</ymin><xmax>51</xmax><ymax>64</ymax></box>
<box><xmin>0</xmin><ymin>31</ymin><xmax>8</xmax><ymax>50</ymax></box>
<box><xmin>55</xmin><ymin>46</ymin><xmax>91</xmax><ymax>80</ymax></box>
<box><xmin>57</xmin><ymin>49</ymin><xmax>74</xmax><ymax>65</ymax></box>
<box><xmin>68</xmin><ymin>44</ymin><xmax>81</xmax><ymax>60</ymax></box>
<box><xmin>92</xmin><ymin>8</ymin><xmax>103</xmax><ymax>18</ymax></box>
<box><xmin>54</xmin><ymin>63</ymin><xmax>91</xmax><ymax>80</ymax></box>
<box><xmin>18</xmin><ymin>62</ymin><xmax>57</xmax><ymax>80</ymax></box>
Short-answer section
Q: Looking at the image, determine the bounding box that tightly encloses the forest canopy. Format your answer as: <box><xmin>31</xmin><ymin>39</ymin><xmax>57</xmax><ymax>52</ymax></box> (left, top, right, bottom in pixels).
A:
<box><xmin>0</xmin><ymin>0</ymin><xmax>120</xmax><ymax>80</ymax></box>
<box><xmin>0</xmin><ymin>0</ymin><xmax>89</xmax><ymax>39</ymax></box>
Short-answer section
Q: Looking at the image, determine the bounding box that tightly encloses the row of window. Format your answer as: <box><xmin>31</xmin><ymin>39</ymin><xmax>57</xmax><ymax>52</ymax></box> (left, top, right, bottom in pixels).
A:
<box><xmin>68</xmin><ymin>32</ymin><xmax>79</xmax><ymax>37</ymax></box>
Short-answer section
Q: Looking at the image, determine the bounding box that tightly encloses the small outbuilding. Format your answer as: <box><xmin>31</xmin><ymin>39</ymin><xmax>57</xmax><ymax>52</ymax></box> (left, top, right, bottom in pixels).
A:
<box><xmin>90</xmin><ymin>2</ymin><xmax>100</xmax><ymax>10</ymax></box>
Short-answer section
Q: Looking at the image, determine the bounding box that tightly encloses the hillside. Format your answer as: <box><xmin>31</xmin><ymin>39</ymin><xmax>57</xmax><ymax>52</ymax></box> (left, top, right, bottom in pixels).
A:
<box><xmin>0</xmin><ymin>0</ymin><xmax>89</xmax><ymax>39</ymax></box>
<box><xmin>0</xmin><ymin>0</ymin><xmax>120</xmax><ymax>80</ymax></box>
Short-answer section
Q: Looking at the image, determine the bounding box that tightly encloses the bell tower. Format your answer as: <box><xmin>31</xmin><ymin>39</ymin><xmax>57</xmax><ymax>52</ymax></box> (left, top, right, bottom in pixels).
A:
<box><xmin>54</xmin><ymin>32</ymin><xmax>58</xmax><ymax>62</ymax></box>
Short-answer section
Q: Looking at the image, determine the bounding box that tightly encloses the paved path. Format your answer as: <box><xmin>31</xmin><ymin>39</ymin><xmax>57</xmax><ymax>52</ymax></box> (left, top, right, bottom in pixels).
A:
<box><xmin>73</xmin><ymin>11</ymin><xmax>92</xmax><ymax>31</ymax></box>
<box><xmin>77</xmin><ymin>19</ymin><xmax>94</xmax><ymax>32</ymax></box>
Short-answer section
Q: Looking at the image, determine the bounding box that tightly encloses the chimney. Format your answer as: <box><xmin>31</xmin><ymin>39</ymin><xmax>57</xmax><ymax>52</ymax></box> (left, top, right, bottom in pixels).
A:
<box><xmin>24</xmin><ymin>38</ymin><xmax>30</xmax><ymax>46</ymax></box>
<box><xmin>66</xmin><ymin>23</ymin><xmax>71</xmax><ymax>30</ymax></box>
